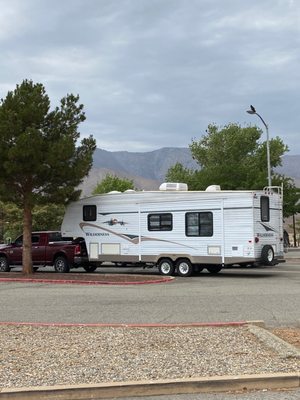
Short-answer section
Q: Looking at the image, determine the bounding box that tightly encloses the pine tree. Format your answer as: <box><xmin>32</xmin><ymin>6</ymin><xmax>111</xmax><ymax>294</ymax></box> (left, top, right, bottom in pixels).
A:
<box><xmin>0</xmin><ymin>80</ymin><xmax>96</xmax><ymax>273</ymax></box>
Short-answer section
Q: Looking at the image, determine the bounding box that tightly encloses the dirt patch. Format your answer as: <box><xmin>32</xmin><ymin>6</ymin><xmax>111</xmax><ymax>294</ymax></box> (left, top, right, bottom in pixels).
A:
<box><xmin>271</xmin><ymin>328</ymin><xmax>300</xmax><ymax>349</ymax></box>
<box><xmin>0</xmin><ymin>271</ymin><xmax>173</xmax><ymax>284</ymax></box>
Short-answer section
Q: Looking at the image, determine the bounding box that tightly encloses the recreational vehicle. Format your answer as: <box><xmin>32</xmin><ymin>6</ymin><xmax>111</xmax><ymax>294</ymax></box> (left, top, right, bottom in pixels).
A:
<box><xmin>61</xmin><ymin>183</ymin><xmax>285</xmax><ymax>276</ymax></box>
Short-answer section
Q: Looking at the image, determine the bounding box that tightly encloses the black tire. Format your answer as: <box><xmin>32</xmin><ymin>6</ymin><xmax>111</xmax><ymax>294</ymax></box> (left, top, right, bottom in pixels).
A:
<box><xmin>176</xmin><ymin>259</ymin><xmax>193</xmax><ymax>277</ymax></box>
<box><xmin>54</xmin><ymin>256</ymin><xmax>70</xmax><ymax>273</ymax></box>
<box><xmin>261</xmin><ymin>245</ymin><xmax>275</xmax><ymax>266</ymax></box>
<box><xmin>0</xmin><ymin>256</ymin><xmax>10</xmax><ymax>272</ymax></box>
<box><xmin>206</xmin><ymin>265</ymin><xmax>222</xmax><ymax>274</ymax></box>
<box><xmin>194</xmin><ymin>265</ymin><xmax>204</xmax><ymax>274</ymax></box>
<box><xmin>157</xmin><ymin>258</ymin><xmax>175</xmax><ymax>276</ymax></box>
<box><xmin>33</xmin><ymin>267</ymin><xmax>39</xmax><ymax>272</ymax></box>
<box><xmin>83</xmin><ymin>265</ymin><xmax>97</xmax><ymax>272</ymax></box>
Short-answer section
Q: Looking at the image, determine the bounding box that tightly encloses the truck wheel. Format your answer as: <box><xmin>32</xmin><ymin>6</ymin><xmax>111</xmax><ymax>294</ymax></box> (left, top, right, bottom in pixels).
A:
<box><xmin>176</xmin><ymin>259</ymin><xmax>193</xmax><ymax>277</ymax></box>
<box><xmin>54</xmin><ymin>256</ymin><xmax>70</xmax><ymax>273</ymax></box>
<box><xmin>83</xmin><ymin>265</ymin><xmax>97</xmax><ymax>272</ymax></box>
<box><xmin>261</xmin><ymin>245</ymin><xmax>274</xmax><ymax>266</ymax></box>
<box><xmin>206</xmin><ymin>265</ymin><xmax>222</xmax><ymax>274</ymax></box>
<box><xmin>0</xmin><ymin>256</ymin><xmax>10</xmax><ymax>272</ymax></box>
<box><xmin>158</xmin><ymin>259</ymin><xmax>175</xmax><ymax>276</ymax></box>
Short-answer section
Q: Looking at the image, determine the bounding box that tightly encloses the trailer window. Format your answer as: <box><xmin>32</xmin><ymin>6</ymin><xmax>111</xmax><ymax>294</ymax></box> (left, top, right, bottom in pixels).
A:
<box><xmin>83</xmin><ymin>205</ymin><xmax>97</xmax><ymax>221</ymax></box>
<box><xmin>185</xmin><ymin>212</ymin><xmax>213</xmax><ymax>237</ymax></box>
<box><xmin>261</xmin><ymin>196</ymin><xmax>270</xmax><ymax>222</ymax></box>
<box><xmin>148</xmin><ymin>213</ymin><xmax>172</xmax><ymax>231</ymax></box>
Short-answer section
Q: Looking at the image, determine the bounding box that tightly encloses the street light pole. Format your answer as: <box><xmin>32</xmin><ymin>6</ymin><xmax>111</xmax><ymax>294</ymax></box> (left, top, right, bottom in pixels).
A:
<box><xmin>246</xmin><ymin>105</ymin><xmax>272</xmax><ymax>187</ymax></box>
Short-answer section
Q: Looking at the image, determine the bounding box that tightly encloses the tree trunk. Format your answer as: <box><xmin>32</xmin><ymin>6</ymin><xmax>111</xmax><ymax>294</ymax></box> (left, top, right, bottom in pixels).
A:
<box><xmin>22</xmin><ymin>201</ymin><xmax>33</xmax><ymax>274</ymax></box>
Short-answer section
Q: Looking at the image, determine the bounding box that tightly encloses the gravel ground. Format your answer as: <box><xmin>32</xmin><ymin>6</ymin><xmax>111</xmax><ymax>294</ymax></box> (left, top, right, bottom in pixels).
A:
<box><xmin>0</xmin><ymin>324</ymin><xmax>299</xmax><ymax>389</ymax></box>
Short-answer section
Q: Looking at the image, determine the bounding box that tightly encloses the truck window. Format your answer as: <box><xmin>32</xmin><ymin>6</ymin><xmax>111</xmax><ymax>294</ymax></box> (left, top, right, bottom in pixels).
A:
<box><xmin>14</xmin><ymin>236</ymin><xmax>23</xmax><ymax>246</ymax></box>
<box><xmin>148</xmin><ymin>213</ymin><xmax>172</xmax><ymax>231</ymax></box>
<box><xmin>261</xmin><ymin>196</ymin><xmax>270</xmax><ymax>222</ymax></box>
<box><xmin>185</xmin><ymin>212</ymin><xmax>213</xmax><ymax>237</ymax></box>
<box><xmin>32</xmin><ymin>235</ymin><xmax>40</xmax><ymax>244</ymax></box>
<box><xmin>83</xmin><ymin>205</ymin><xmax>97</xmax><ymax>221</ymax></box>
<box><xmin>14</xmin><ymin>235</ymin><xmax>40</xmax><ymax>245</ymax></box>
<box><xmin>48</xmin><ymin>232</ymin><xmax>62</xmax><ymax>242</ymax></box>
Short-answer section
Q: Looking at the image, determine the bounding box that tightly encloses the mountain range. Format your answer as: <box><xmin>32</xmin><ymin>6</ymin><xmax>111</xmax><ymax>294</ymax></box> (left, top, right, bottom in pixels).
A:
<box><xmin>80</xmin><ymin>148</ymin><xmax>300</xmax><ymax>196</ymax></box>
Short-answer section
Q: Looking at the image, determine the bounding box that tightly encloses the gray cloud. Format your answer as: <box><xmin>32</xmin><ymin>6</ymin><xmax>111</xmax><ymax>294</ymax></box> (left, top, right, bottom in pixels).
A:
<box><xmin>1</xmin><ymin>0</ymin><xmax>300</xmax><ymax>154</ymax></box>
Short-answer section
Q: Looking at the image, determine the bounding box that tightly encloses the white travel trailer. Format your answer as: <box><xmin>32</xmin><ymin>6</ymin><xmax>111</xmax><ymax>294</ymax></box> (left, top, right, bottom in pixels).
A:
<box><xmin>61</xmin><ymin>183</ymin><xmax>285</xmax><ymax>276</ymax></box>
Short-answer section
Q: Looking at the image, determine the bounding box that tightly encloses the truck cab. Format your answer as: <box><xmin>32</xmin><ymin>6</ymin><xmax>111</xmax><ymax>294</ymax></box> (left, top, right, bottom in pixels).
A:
<box><xmin>0</xmin><ymin>231</ymin><xmax>90</xmax><ymax>273</ymax></box>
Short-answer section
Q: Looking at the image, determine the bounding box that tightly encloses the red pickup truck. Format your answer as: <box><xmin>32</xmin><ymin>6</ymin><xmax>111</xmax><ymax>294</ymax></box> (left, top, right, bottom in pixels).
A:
<box><xmin>0</xmin><ymin>231</ymin><xmax>93</xmax><ymax>273</ymax></box>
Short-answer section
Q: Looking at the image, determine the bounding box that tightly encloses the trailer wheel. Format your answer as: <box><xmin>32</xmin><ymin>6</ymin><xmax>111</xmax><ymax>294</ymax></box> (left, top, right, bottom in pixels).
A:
<box><xmin>176</xmin><ymin>259</ymin><xmax>193</xmax><ymax>277</ymax></box>
<box><xmin>54</xmin><ymin>256</ymin><xmax>70</xmax><ymax>273</ymax></box>
<box><xmin>206</xmin><ymin>265</ymin><xmax>222</xmax><ymax>274</ymax></box>
<box><xmin>0</xmin><ymin>256</ymin><xmax>10</xmax><ymax>272</ymax></box>
<box><xmin>158</xmin><ymin>259</ymin><xmax>175</xmax><ymax>276</ymax></box>
<box><xmin>261</xmin><ymin>245</ymin><xmax>275</xmax><ymax>266</ymax></box>
<box><xmin>83</xmin><ymin>265</ymin><xmax>97</xmax><ymax>272</ymax></box>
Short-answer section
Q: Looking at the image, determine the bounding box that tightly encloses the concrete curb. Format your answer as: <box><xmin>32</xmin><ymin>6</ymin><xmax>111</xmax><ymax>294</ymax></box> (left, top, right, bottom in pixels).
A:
<box><xmin>0</xmin><ymin>276</ymin><xmax>174</xmax><ymax>286</ymax></box>
<box><xmin>249</xmin><ymin>324</ymin><xmax>300</xmax><ymax>359</ymax></box>
<box><xmin>1</xmin><ymin>373</ymin><xmax>299</xmax><ymax>399</ymax></box>
<box><xmin>0</xmin><ymin>320</ymin><xmax>265</xmax><ymax>328</ymax></box>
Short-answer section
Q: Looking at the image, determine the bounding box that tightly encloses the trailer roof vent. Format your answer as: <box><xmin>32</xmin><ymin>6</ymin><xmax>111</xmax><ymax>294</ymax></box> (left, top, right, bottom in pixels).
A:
<box><xmin>205</xmin><ymin>185</ymin><xmax>221</xmax><ymax>192</ymax></box>
<box><xmin>159</xmin><ymin>182</ymin><xmax>188</xmax><ymax>191</ymax></box>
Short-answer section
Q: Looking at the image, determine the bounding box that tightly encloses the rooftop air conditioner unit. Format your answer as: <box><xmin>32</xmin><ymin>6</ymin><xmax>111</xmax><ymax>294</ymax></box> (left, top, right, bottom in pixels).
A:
<box><xmin>159</xmin><ymin>182</ymin><xmax>188</xmax><ymax>191</ymax></box>
<box><xmin>205</xmin><ymin>185</ymin><xmax>221</xmax><ymax>192</ymax></box>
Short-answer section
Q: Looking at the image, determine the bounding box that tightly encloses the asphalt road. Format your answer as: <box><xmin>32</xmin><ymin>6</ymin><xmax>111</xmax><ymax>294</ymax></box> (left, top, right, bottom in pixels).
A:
<box><xmin>0</xmin><ymin>261</ymin><xmax>299</xmax><ymax>327</ymax></box>
<box><xmin>1</xmin><ymin>259</ymin><xmax>299</xmax><ymax>400</ymax></box>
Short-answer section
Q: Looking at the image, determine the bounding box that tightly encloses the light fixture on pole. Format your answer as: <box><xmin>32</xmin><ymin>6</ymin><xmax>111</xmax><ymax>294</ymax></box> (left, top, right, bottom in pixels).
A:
<box><xmin>246</xmin><ymin>105</ymin><xmax>272</xmax><ymax>187</ymax></box>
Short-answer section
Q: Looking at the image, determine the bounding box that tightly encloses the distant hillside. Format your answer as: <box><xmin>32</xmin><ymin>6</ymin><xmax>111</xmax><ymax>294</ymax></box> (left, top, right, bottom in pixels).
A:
<box><xmin>80</xmin><ymin>167</ymin><xmax>160</xmax><ymax>197</ymax></box>
<box><xmin>80</xmin><ymin>148</ymin><xmax>300</xmax><ymax>196</ymax></box>
<box><xmin>92</xmin><ymin>147</ymin><xmax>198</xmax><ymax>181</ymax></box>
<box><xmin>276</xmin><ymin>155</ymin><xmax>300</xmax><ymax>179</ymax></box>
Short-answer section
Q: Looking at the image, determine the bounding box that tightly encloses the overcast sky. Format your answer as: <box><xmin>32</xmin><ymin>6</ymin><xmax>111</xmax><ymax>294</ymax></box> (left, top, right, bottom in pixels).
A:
<box><xmin>1</xmin><ymin>0</ymin><xmax>300</xmax><ymax>155</ymax></box>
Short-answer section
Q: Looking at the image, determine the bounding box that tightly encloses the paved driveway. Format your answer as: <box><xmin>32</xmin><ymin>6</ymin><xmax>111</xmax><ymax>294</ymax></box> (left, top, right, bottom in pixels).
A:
<box><xmin>0</xmin><ymin>262</ymin><xmax>299</xmax><ymax>327</ymax></box>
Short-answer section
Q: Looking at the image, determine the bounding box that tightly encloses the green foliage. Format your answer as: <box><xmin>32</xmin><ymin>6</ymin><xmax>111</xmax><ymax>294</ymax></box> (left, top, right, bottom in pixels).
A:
<box><xmin>165</xmin><ymin>123</ymin><xmax>299</xmax><ymax>217</ymax></box>
<box><xmin>271</xmin><ymin>175</ymin><xmax>300</xmax><ymax>218</ymax></box>
<box><xmin>166</xmin><ymin>123</ymin><xmax>289</xmax><ymax>190</ymax></box>
<box><xmin>165</xmin><ymin>163</ymin><xmax>202</xmax><ymax>189</ymax></box>
<box><xmin>0</xmin><ymin>202</ymin><xmax>22</xmax><ymax>242</ymax></box>
<box><xmin>0</xmin><ymin>202</ymin><xmax>66</xmax><ymax>242</ymax></box>
<box><xmin>189</xmin><ymin>123</ymin><xmax>288</xmax><ymax>190</ymax></box>
<box><xmin>92</xmin><ymin>174</ymin><xmax>135</xmax><ymax>195</ymax></box>
<box><xmin>32</xmin><ymin>204</ymin><xmax>65</xmax><ymax>232</ymax></box>
<box><xmin>0</xmin><ymin>80</ymin><xmax>96</xmax><ymax>207</ymax></box>
<box><xmin>0</xmin><ymin>80</ymin><xmax>96</xmax><ymax>272</ymax></box>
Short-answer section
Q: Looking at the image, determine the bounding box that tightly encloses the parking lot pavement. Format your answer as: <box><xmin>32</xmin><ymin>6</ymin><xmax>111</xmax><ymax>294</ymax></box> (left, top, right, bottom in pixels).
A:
<box><xmin>285</xmin><ymin>248</ymin><xmax>300</xmax><ymax>259</ymax></box>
